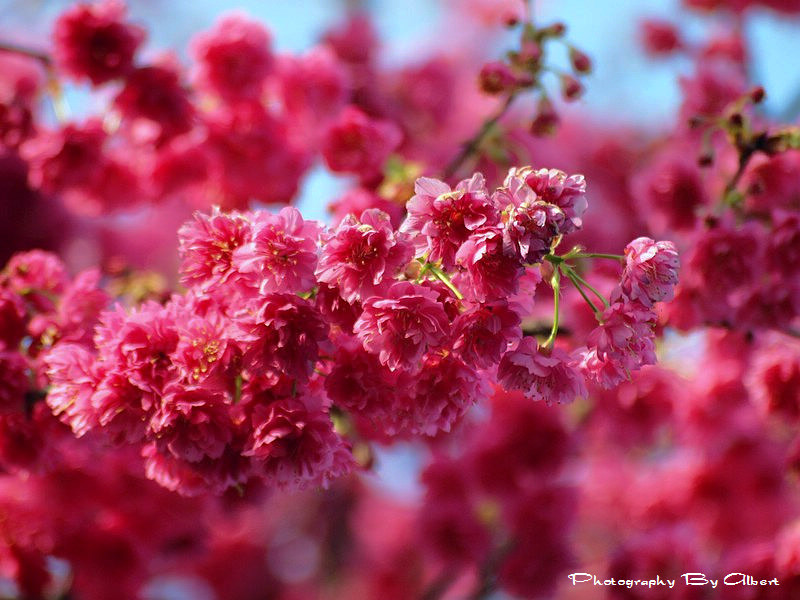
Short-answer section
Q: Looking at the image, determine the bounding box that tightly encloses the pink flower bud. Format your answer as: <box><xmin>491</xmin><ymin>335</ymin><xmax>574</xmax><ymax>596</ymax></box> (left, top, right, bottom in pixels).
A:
<box><xmin>478</xmin><ymin>61</ymin><xmax>518</xmax><ymax>95</ymax></box>
<box><xmin>569</xmin><ymin>47</ymin><xmax>592</xmax><ymax>73</ymax></box>
<box><xmin>560</xmin><ymin>74</ymin><xmax>583</xmax><ymax>101</ymax></box>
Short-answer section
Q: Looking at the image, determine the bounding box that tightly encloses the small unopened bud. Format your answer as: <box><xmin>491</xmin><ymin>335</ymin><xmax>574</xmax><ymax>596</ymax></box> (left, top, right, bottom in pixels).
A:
<box><xmin>516</xmin><ymin>40</ymin><xmax>542</xmax><ymax>68</ymax></box>
<box><xmin>728</xmin><ymin>112</ymin><xmax>744</xmax><ymax>128</ymax></box>
<box><xmin>530</xmin><ymin>98</ymin><xmax>559</xmax><ymax>136</ymax></box>
<box><xmin>540</xmin><ymin>258</ymin><xmax>555</xmax><ymax>281</ymax></box>
<box><xmin>569</xmin><ymin>48</ymin><xmax>592</xmax><ymax>73</ymax></box>
<box><xmin>478</xmin><ymin>61</ymin><xmax>518</xmax><ymax>95</ymax></box>
<box><xmin>750</xmin><ymin>86</ymin><xmax>766</xmax><ymax>104</ymax></box>
<box><xmin>560</xmin><ymin>74</ymin><xmax>583</xmax><ymax>101</ymax></box>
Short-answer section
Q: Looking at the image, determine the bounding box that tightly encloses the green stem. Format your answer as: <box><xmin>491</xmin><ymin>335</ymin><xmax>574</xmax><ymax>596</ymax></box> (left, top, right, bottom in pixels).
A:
<box><xmin>562</xmin><ymin>265</ymin><xmax>609</xmax><ymax>309</ymax></box>
<box><xmin>544</xmin><ymin>253</ymin><xmax>564</xmax><ymax>265</ymax></box>
<box><xmin>416</xmin><ymin>261</ymin><xmax>431</xmax><ymax>283</ymax></box>
<box><xmin>233</xmin><ymin>374</ymin><xmax>243</xmax><ymax>404</ymax></box>
<box><xmin>563</xmin><ymin>268</ymin><xmax>601</xmax><ymax>319</ymax></box>
<box><xmin>544</xmin><ymin>268</ymin><xmax>561</xmax><ymax>348</ymax></box>
<box><xmin>574</xmin><ymin>252</ymin><xmax>624</xmax><ymax>261</ymax></box>
<box><xmin>428</xmin><ymin>265</ymin><xmax>464</xmax><ymax>300</ymax></box>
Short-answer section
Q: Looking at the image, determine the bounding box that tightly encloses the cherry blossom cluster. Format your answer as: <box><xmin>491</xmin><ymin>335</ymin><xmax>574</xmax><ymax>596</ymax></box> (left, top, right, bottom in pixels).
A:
<box><xmin>40</xmin><ymin>164</ymin><xmax>679</xmax><ymax>496</ymax></box>
<box><xmin>0</xmin><ymin>250</ymin><xmax>108</xmax><ymax>475</ymax></box>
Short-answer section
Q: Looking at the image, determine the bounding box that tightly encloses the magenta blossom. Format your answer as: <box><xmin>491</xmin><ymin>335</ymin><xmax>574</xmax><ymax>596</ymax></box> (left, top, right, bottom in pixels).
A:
<box><xmin>451</xmin><ymin>300</ymin><xmax>522</xmax><ymax>369</ymax></box>
<box><xmin>505</xmin><ymin>166</ymin><xmax>587</xmax><ymax>234</ymax></box>
<box><xmin>316</xmin><ymin>208</ymin><xmax>412</xmax><ymax>303</ymax></box>
<box><xmin>233</xmin><ymin>294</ymin><xmax>329</xmax><ymax>381</ymax></box>
<box><xmin>455</xmin><ymin>227</ymin><xmax>524</xmax><ymax>303</ymax></box>
<box><xmin>172</xmin><ymin>311</ymin><xmax>231</xmax><ymax>386</ymax></box>
<box><xmin>581</xmin><ymin>301</ymin><xmax>658</xmax><ymax>388</ymax></box>
<box><xmin>190</xmin><ymin>13</ymin><xmax>274</xmax><ymax>102</ymax></box>
<box><xmin>354</xmin><ymin>281</ymin><xmax>449</xmax><ymax>371</ymax></box>
<box><xmin>113</xmin><ymin>62</ymin><xmax>194</xmax><ymax>143</ymax></box>
<box><xmin>234</xmin><ymin>206</ymin><xmax>321</xmax><ymax>295</ymax></box>
<box><xmin>617</xmin><ymin>237</ymin><xmax>680</xmax><ymax>307</ymax></box>
<box><xmin>498</xmin><ymin>337</ymin><xmax>586</xmax><ymax>404</ymax></box>
<box><xmin>401</xmin><ymin>173</ymin><xmax>498</xmax><ymax>268</ymax></box>
<box><xmin>315</xmin><ymin>282</ymin><xmax>362</xmax><ymax>332</ymax></box>
<box><xmin>150</xmin><ymin>386</ymin><xmax>233</xmax><ymax>463</ymax></box>
<box><xmin>397</xmin><ymin>353</ymin><xmax>490</xmax><ymax>436</ymax></box>
<box><xmin>91</xmin><ymin>372</ymin><xmax>152</xmax><ymax>445</ymax></box>
<box><xmin>325</xmin><ymin>335</ymin><xmax>401</xmax><ymax>414</ymax></box>
<box><xmin>20</xmin><ymin>120</ymin><xmax>106</xmax><ymax>195</ymax></box>
<box><xmin>44</xmin><ymin>343</ymin><xmax>100</xmax><ymax>436</ymax></box>
<box><xmin>178</xmin><ymin>207</ymin><xmax>252</xmax><ymax>292</ymax></box>
<box><xmin>52</xmin><ymin>0</ymin><xmax>144</xmax><ymax>85</ymax></box>
<box><xmin>502</xmin><ymin>201</ymin><xmax>565</xmax><ymax>265</ymax></box>
<box><xmin>245</xmin><ymin>392</ymin><xmax>352</xmax><ymax>490</ymax></box>
<box><xmin>321</xmin><ymin>106</ymin><xmax>402</xmax><ymax>181</ymax></box>
<box><xmin>94</xmin><ymin>302</ymin><xmax>180</xmax><ymax>395</ymax></box>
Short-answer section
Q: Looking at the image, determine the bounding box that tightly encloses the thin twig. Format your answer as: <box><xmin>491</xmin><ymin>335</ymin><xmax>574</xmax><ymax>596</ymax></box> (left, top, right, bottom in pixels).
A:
<box><xmin>419</xmin><ymin>571</ymin><xmax>456</xmax><ymax>600</ymax></box>
<box><xmin>443</xmin><ymin>93</ymin><xmax>518</xmax><ymax>180</ymax></box>
<box><xmin>0</xmin><ymin>41</ymin><xmax>52</xmax><ymax>65</ymax></box>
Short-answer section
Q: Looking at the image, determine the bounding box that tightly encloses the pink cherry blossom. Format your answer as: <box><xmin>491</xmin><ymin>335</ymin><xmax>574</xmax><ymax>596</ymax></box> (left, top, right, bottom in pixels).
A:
<box><xmin>498</xmin><ymin>337</ymin><xmax>586</xmax><ymax>404</ymax></box>
<box><xmin>401</xmin><ymin>173</ymin><xmax>498</xmax><ymax>267</ymax></box>
<box><xmin>354</xmin><ymin>281</ymin><xmax>449</xmax><ymax>371</ymax></box>
<box><xmin>316</xmin><ymin>208</ymin><xmax>412</xmax><ymax>303</ymax></box>
<box><xmin>234</xmin><ymin>206</ymin><xmax>321</xmax><ymax>294</ymax></box>
<box><xmin>618</xmin><ymin>237</ymin><xmax>680</xmax><ymax>307</ymax></box>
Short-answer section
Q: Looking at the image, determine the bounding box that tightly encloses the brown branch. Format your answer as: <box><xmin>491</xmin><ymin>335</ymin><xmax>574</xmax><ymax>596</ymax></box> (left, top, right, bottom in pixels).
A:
<box><xmin>419</xmin><ymin>570</ymin><xmax>456</xmax><ymax>600</ymax></box>
<box><xmin>443</xmin><ymin>92</ymin><xmax>518</xmax><ymax>180</ymax></box>
<box><xmin>467</xmin><ymin>542</ymin><xmax>515</xmax><ymax>600</ymax></box>
<box><xmin>0</xmin><ymin>41</ymin><xmax>52</xmax><ymax>66</ymax></box>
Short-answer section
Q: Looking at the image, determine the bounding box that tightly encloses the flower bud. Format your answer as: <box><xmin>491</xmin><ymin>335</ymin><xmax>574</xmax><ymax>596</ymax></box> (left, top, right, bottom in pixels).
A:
<box><xmin>530</xmin><ymin>98</ymin><xmax>559</xmax><ymax>136</ymax></box>
<box><xmin>516</xmin><ymin>40</ymin><xmax>542</xmax><ymax>68</ymax></box>
<box><xmin>569</xmin><ymin>48</ymin><xmax>592</xmax><ymax>73</ymax></box>
<box><xmin>560</xmin><ymin>74</ymin><xmax>583</xmax><ymax>101</ymax></box>
<box><xmin>728</xmin><ymin>112</ymin><xmax>744</xmax><ymax>128</ymax></box>
<box><xmin>479</xmin><ymin>61</ymin><xmax>518</xmax><ymax>95</ymax></box>
<box><xmin>750</xmin><ymin>86</ymin><xmax>766</xmax><ymax>104</ymax></box>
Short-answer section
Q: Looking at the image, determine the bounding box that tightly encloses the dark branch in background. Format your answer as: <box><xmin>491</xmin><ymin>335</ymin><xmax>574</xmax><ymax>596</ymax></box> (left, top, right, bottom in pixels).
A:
<box><xmin>523</xmin><ymin>323</ymin><xmax>572</xmax><ymax>338</ymax></box>
<box><xmin>443</xmin><ymin>92</ymin><xmax>518</xmax><ymax>180</ymax></box>
<box><xmin>0</xmin><ymin>40</ymin><xmax>70</xmax><ymax>120</ymax></box>
<box><xmin>419</xmin><ymin>571</ymin><xmax>456</xmax><ymax>600</ymax></box>
<box><xmin>0</xmin><ymin>41</ymin><xmax>52</xmax><ymax>66</ymax></box>
<box><xmin>468</xmin><ymin>542</ymin><xmax>515</xmax><ymax>600</ymax></box>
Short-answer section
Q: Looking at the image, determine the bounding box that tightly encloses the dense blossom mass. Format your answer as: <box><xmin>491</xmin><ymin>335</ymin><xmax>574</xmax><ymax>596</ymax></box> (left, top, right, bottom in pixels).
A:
<box><xmin>31</xmin><ymin>164</ymin><xmax>678</xmax><ymax>496</ymax></box>
<box><xmin>4</xmin><ymin>0</ymin><xmax>800</xmax><ymax>598</ymax></box>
